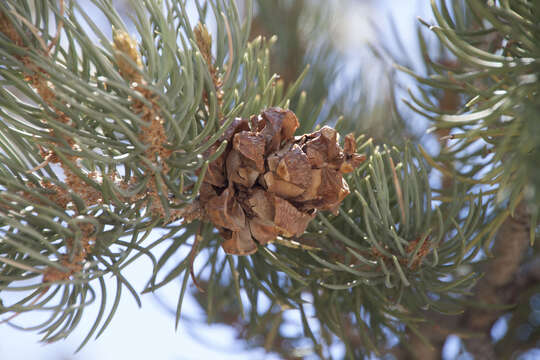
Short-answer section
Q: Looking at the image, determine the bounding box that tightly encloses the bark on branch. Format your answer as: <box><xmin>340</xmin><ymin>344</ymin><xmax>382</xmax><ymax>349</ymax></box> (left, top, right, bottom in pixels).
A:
<box><xmin>398</xmin><ymin>202</ymin><xmax>531</xmax><ymax>360</ymax></box>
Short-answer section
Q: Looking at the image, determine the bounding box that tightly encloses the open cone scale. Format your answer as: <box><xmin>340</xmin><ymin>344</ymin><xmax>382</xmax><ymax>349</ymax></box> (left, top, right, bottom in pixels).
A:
<box><xmin>199</xmin><ymin>108</ymin><xmax>366</xmax><ymax>255</ymax></box>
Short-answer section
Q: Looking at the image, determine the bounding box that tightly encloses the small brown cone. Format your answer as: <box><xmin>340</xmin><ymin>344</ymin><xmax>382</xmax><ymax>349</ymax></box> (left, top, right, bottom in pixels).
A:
<box><xmin>199</xmin><ymin>107</ymin><xmax>365</xmax><ymax>255</ymax></box>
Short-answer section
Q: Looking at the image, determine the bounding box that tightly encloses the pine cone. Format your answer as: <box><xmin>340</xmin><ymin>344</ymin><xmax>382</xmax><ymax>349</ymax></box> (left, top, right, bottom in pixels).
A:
<box><xmin>200</xmin><ymin>108</ymin><xmax>365</xmax><ymax>255</ymax></box>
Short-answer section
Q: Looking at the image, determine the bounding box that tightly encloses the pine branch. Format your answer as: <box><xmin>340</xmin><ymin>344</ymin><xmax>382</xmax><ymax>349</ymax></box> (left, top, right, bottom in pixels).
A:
<box><xmin>0</xmin><ymin>0</ymin><xmax>294</xmax><ymax>345</ymax></box>
<box><xmin>461</xmin><ymin>201</ymin><xmax>530</xmax><ymax>359</ymax></box>
<box><xmin>398</xmin><ymin>0</ymin><xmax>540</xmax><ymax>216</ymax></box>
<box><xmin>0</xmin><ymin>1</ymin><xmax>536</xmax><ymax>359</ymax></box>
<box><xmin>387</xmin><ymin>1</ymin><xmax>540</xmax><ymax>358</ymax></box>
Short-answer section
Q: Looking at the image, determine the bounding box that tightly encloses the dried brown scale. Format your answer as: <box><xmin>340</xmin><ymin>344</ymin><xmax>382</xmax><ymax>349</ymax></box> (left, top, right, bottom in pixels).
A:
<box><xmin>0</xmin><ymin>9</ymin><xmax>102</xmax><ymax>284</ymax></box>
<box><xmin>112</xmin><ymin>29</ymin><xmax>173</xmax><ymax>218</ymax></box>
<box><xmin>405</xmin><ymin>236</ymin><xmax>432</xmax><ymax>270</ymax></box>
<box><xmin>42</xmin><ymin>222</ymin><xmax>96</xmax><ymax>282</ymax></box>
<box><xmin>0</xmin><ymin>11</ymin><xmax>91</xmax><ymax>197</ymax></box>
<box><xmin>38</xmin><ymin>146</ymin><xmax>60</xmax><ymax>164</ymax></box>
<box><xmin>113</xmin><ymin>31</ymin><xmax>172</xmax><ymax>167</ymax></box>
<box><xmin>31</xmin><ymin>180</ymin><xmax>71</xmax><ymax>209</ymax></box>
<box><xmin>0</xmin><ymin>11</ymin><xmax>23</xmax><ymax>46</ymax></box>
<box><xmin>367</xmin><ymin>236</ymin><xmax>432</xmax><ymax>271</ymax></box>
<box><xmin>199</xmin><ymin>107</ymin><xmax>366</xmax><ymax>255</ymax></box>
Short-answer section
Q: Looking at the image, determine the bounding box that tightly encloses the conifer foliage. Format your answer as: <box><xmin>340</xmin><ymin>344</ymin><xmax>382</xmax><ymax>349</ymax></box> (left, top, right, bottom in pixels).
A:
<box><xmin>0</xmin><ymin>0</ymin><xmax>538</xmax><ymax>358</ymax></box>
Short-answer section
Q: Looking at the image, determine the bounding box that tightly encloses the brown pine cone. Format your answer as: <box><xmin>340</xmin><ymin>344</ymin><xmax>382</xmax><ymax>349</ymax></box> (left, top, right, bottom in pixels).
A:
<box><xmin>200</xmin><ymin>107</ymin><xmax>365</xmax><ymax>255</ymax></box>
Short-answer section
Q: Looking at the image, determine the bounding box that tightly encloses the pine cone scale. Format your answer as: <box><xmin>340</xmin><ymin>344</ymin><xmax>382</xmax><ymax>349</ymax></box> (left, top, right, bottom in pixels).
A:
<box><xmin>232</xmin><ymin>131</ymin><xmax>266</xmax><ymax>172</ymax></box>
<box><xmin>200</xmin><ymin>107</ymin><xmax>365</xmax><ymax>255</ymax></box>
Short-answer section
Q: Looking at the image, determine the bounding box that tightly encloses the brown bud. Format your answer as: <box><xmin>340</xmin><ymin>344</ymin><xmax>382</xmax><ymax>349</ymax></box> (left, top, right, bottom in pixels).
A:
<box><xmin>0</xmin><ymin>10</ymin><xmax>23</xmax><ymax>46</ymax></box>
<box><xmin>193</xmin><ymin>22</ymin><xmax>212</xmax><ymax>64</ymax></box>
<box><xmin>112</xmin><ymin>29</ymin><xmax>142</xmax><ymax>82</ymax></box>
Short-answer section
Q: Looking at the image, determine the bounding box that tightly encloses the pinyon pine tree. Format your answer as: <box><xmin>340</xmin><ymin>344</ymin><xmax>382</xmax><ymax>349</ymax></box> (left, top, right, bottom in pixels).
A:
<box><xmin>0</xmin><ymin>0</ymin><xmax>538</xmax><ymax>359</ymax></box>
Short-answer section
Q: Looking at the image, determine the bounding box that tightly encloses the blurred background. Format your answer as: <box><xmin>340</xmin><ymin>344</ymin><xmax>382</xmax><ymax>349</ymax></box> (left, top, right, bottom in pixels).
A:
<box><xmin>1</xmin><ymin>1</ymin><xmax>539</xmax><ymax>359</ymax></box>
